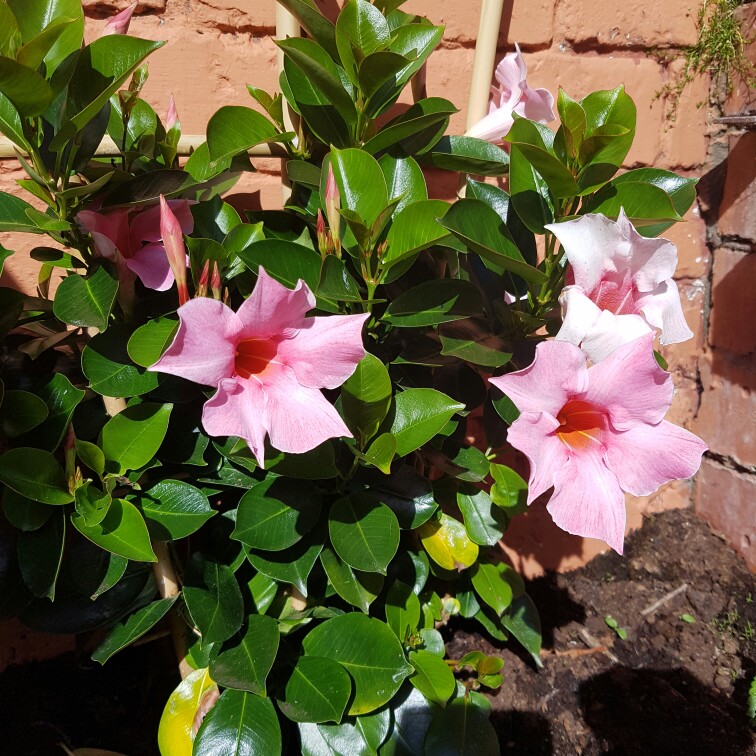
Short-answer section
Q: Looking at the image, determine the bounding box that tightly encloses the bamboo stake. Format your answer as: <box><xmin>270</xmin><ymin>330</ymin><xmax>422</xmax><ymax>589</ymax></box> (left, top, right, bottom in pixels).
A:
<box><xmin>275</xmin><ymin>3</ymin><xmax>301</xmax><ymax>203</ymax></box>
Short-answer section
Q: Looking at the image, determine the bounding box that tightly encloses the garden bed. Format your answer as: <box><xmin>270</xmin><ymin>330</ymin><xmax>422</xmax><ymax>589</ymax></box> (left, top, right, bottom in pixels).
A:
<box><xmin>3</xmin><ymin>506</ymin><xmax>753</xmax><ymax>755</ymax></box>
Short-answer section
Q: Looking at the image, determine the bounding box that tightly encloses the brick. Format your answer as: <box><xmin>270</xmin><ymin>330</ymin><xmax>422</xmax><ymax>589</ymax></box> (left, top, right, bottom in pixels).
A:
<box><xmin>525</xmin><ymin>51</ymin><xmax>665</xmax><ymax>166</ymax></box>
<box><xmin>694</xmin><ymin>350</ymin><xmax>756</xmax><ymax>467</ymax></box>
<box><xmin>666</xmin><ymin>376</ymin><xmax>701</xmax><ymax>429</ymax></box>
<box><xmin>724</xmin><ymin>3</ymin><xmax>756</xmax><ymax>116</ymax></box>
<box><xmin>709</xmin><ymin>247</ymin><xmax>756</xmax><ymax>356</ymax></box>
<box><xmin>695</xmin><ymin>458</ymin><xmax>756</xmax><ymax>570</ymax></box>
<box><xmin>189</xmin><ymin>0</ymin><xmax>275</xmax><ymax>33</ymax></box>
<box><xmin>659</xmin><ymin>278</ymin><xmax>706</xmax><ymax>379</ymax></box>
<box><xmin>718</xmin><ymin>132</ymin><xmax>756</xmax><ymax>241</ymax></box>
<box><xmin>0</xmin><ymin>618</ymin><xmax>75</xmax><ymax>672</ymax></box>
<box><xmin>556</xmin><ymin>0</ymin><xmax>699</xmax><ymax>48</ymax></box>
<box><xmin>424</xmin><ymin>46</ymin><xmax>477</xmax><ymax>134</ymax></box>
<box><xmin>83</xmin><ymin>0</ymin><xmax>166</xmax><ymax>13</ymax></box>
<box><xmin>666</xmin><ymin>206</ymin><xmax>710</xmax><ymax>279</ymax></box>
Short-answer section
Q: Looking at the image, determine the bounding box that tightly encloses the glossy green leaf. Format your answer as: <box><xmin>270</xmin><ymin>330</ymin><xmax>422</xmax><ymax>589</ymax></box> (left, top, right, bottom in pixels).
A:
<box><xmin>370</xmin><ymin>465</ymin><xmax>437</xmax><ymax>529</ymax></box>
<box><xmin>508</xmin><ymin>144</ymin><xmax>556</xmax><ymax>234</ymax></box>
<box><xmin>71</xmin><ymin>497</ymin><xmax>156</xmax><ymax>562</ymax></box>
<box><xmin>22</xmin><ymin>374</ymin><xmax>84</xmax><ymax>452</ymax></box>
<box><xmin>379</xmin><ymin>154</ymin><xmax>427</xmax><ymax>213</ymax></box>
<box><xmin>207</xmin><ymin>105</ymin><xmax>281</xmax><ymax>164</ymax></box>
<box><xmin>138</xmin><ymin>479</ymin><xmax>215</xmax><ymax>540</ymax></box>
<box><xmin>319</xmin><ymin>547</ymin><xmax>383</xmax><ymax>613</ymax></box>
<box><xmin>0</xmin><ymin>93</ymin><xmax>28</xmax><ymax>152</ymax></box>
<box><xmin>489</xmin><ymin>463</ymin><xmax>528</xmax><ymax>516</ymax></box>
<box><xmin>0</xmin><ymin>55</ymin><xmax>53</xmax><ymax>116</ymax></box>
<box><xmin>101</xmin><ymin>402</ymin><xmax>171</xmax><ymax>474</ymax></box>
<box><xmin>15</xmin><ymin>17</ymin><xmax>77</xmax><ymax>71</ymax></box>
<box><xmin>326</xmin><ymin>148</ymin><xmax>388</xmax><ymax>227</ymax></box>
<box><xmin>17</xmin><ymin>512</ymin><xmax>65</xmax><ymax>600</ymax></box>
<box><xmin>74</xmin><ymin>481</ymin><xmax>111</xmax><ymax>527</ymax></box>
<box><xmin>0</xmin><ymin>447</ymin><xmax>72</xmax><ymax>505</ymax></box>
<box><xmin>275</xmin><ymin>0</ymin><xmax>338</xmax><ymax>59</ymax></box>
<box><xmin>362</xmin><ymin>432</ymin><xmax>396</xmax><ymax>474</ymax></box>
<box><xmin>358</xmin><ymin>50</ymin><xmax>410</xmax><ymax>100</ymax></box>
<box><xmin>439</xmin><ymin>199</ymin><xmax>547</xmax><ymax>284</ymax></box>
<box><xmin>194</xmin><ymin>689</ymin><xmax>282</xmax><ymax>756</ymax></box>
<box><xmin>383</xmin><ymin>278</ymin><xmax>483</xmax><ymax>328</ymax></box>
<box><xmin>439</xmin><ymin>320</ymin><xmax>512</xmax><ymax>368</ymax></box>
<box><xmin>501</xmin><ymin>593</ymin><xmax>543</xmax><ymax>668</ymax></box>
<box><xmin>421</xmin><ymin>135</ymin><xmax>510</xmax><ymax>176</ymax></box>
<box><xmin>381</xmin><ymin>199</ymin><xmax>450</xmax><ymax>268</ymax></box>
<box><xmin>53</xmin><ymin>266</ymin><xmax>118</xmax><ymax>331</ymax></box>
<box><xmin>341</xmin><ymin>353</ymin><xmax>392</xmax><ymax>444</ymax></box>
<box><xmin>408</xmin><ymin>649</ymin><xmax>455</xmax><ymax>706</ymax></box>
<box><xmin>90</xmin><ymin>552</ymin><xmax>128</xmax><ymax>600</ymax></box>
<box><xmin>387</xmin><ymin>388</ymin><xmax>464</xmax><ymax>457</ymax></box>
<box><xmin>0</xmin><ymin>390</ymin><xmax>48</xmax><ymax>438</ymax></box>
<box><xmin>379</xmin><ymin>685</ymin><xmax>435</xmax><ymax>756</ymax></box>
<box><xmin>328</xmin><ymin>495</ymin><xmax>400</xmax><ymax>574</ymax></box>
<box><xmin>209</xmin><ymin>614</ymin><xmax>280</xmax><ymax>695</ymax></box>
<box><xmin>471</xmin><ymin>562</ymin><xmax>513</xmax><ymax>616</ymax></box>
<box><xmin>336</xmin><ymin>0</ymin><xmax>390</xmax><ymax>84</ymax></box>
<box><xmin>424</xmin><ymin>692</ymin><xmax>499</xmax><ymax>755</ymax></box>
<box><xmin>127</xmin><ymin>317</ymin><xmax>178</xmax><ymax>368</ymax></box>
<box><xmin>237</xmin><ymin>239</ymin><xmax>321</xmax><ymax>291</ymax></box>
<box><xmin>92</xmin><ymin>596</ymin><xmax>177</xmax><ymax>664</ymax></box>
<box><xmin>75</xmin><ymin>439</ymin><xmax>105</xmax><ymax>477</ymax></box>
<box><xmin>278</xmin><ymin>655</ymin><xmax>352</xmax><ymax>724</ymax></box>
<box><xmin>385</xmin><ymin>580</ymin><xmax>421</xmax><ymax>640</ymax></box>
<box><xmin>302</xmin><ymin>613</ymin><xmax>412</xmax><ymax>715</ymax></box>
<box><xmin>2</xmin><ymin>488</ymin><xmax>51</xmax><ymax>532</ymax></box>
<box><xmin>581</xmin><ymin>180</ymin><xmax>683</xmax><ymax>227</ymax></box>
<box><xmin>457</xmin><ymin>486</ymin><xmax>508</xmax><ymax>546</ymax></box>
<box><xmin>232</xmin><ymin>477</ymin><xmax>321</xmax><ymax>551</ymax></box>
<box><xmin>184</xmin><ymin>554</ymin><xmax>244</xmax><ymax>647</ymax></box>
<box><xmin>0</xmin><ymin>192</ymin><xmax>45</xmax><ymax>234</ymax></box>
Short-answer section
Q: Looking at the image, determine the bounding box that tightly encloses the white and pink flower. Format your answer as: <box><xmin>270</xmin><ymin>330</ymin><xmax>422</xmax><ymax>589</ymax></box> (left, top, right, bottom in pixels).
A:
<box><xmin>490</xmin><ymin>335</ymin><xmax>706</xmax><ymax>553</ymax></box>
<box><xmin>546</xmin><ymin>210</ymin><xmax>694</xmax><ymax>363</ymax></box>
<box><xmin>466</xmin><ymin>43</ymin><xmax>555</xmax><ymax>143</ymax></box>
<box><xmin>149</xmin><ymin>269</ymin><xmax>368</xmax><ymax>466</ymax></box>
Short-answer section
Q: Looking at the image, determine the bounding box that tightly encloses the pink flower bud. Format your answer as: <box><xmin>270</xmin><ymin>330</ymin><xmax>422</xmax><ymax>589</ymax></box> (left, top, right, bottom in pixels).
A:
<box><xmin>159</xmin><ymin>195</ymin><xmax>189</xmax><ymax>306</ymax></box>
<box><xmin>197</xmin><ymin>259</ymin><xmax>210</xmax><ymax>298</ymax></box>
<box><xmin>102</xmin><ymin>2</ymin><xmax>137</xmax><ymax>37</ymax></box>
<box><xmin>316</xmin><ymin>209</ymin><xmax>328</xmax><ymax>257</ymax></box>
<box><xmin>325</xmin><ymin>164</ymin><xmax>341</xmax><ymax>256</ymax></box>
<box><xmin>211</xmin><ymin>262</ymin><xmax>222</xmax><ymax>301</ymax></box>
<box><xmin>165</xmin><ymin>95</ymin><xmax>180</xmax><ymax>132</ymax></box>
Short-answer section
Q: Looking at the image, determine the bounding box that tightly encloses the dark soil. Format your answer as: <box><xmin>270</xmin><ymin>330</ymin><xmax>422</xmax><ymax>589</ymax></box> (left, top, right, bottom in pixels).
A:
<box><xmin>2</xmin><ymin>508</ymin><xmax>754</xmax><ymax>755</ymax></box>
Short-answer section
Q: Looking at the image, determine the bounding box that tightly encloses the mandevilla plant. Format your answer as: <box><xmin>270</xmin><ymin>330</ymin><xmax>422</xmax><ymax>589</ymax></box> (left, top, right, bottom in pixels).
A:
<box><xmin>0</xmin><ymin>1</ymin><xmax>707</xmax><ymax>754</ymax></box>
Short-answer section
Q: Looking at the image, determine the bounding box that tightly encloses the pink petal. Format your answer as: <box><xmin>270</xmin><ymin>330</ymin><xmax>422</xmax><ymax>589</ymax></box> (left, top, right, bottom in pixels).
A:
<box><xmin>149</xmin><ymin>298</ymin><xmax>241</xmax><ymax>387</ymax></box>
<box><xmin>166</xmin><ymin>95</ymin><xmax>180</xmax><ymax>131</ymax></box>
<box><xmin>466</xmin><ymin>105</ymin><xmax>516</xmax><ymax>142</ymax></box>
<box><xmin>236</xmin><ymin>267</ymin><xmax>316</xmax><ymax>339</ymax></box>
<box><xmin>202</xmin><ymin>378</ymin><xmax>268</xmax><ymax>467</ymax></box>
<box><xmin>130</xmin><ymin>200</ymin><xmax>194</xmax><ymax>245</ymax></box>
<box><xmin>493</xmin><ymin>51</ymin><xmax>524</xmax><ymax>105</ymax></box>
<box><xmin>102</xmin><ymin>2</ymin><xmax>136</xmax><ymax>36</ymax></box>
<box><xmin>637</xmin><ymin>279</ymin><xmax>694</xmax><ymax>345</ymax></box>
<box><xmin>78</xmin><ymin>209</ymin><xmax>131</xmax><ymax>256</ymax></box>
<box><xmin>606</xmin><ymin>420</ymin><xmax>707</xmax><ymax>497</ymax></box>
<box><xmin>490</xmin><ymin>340</ymin><xmax>589</xmax><ymax>417</ymax></box>
<box><xmin>125</xmin><ymin>243</ymin><xmax>174</xmax><ymax>291</ymax></box>
<box><xmin>557</xmin><ymin>286</ymin><xmax>603</xmax><ymax>348</ymax></box>
<box><xmin>615</xmin><ymin>209</ymin><xmax>678</xmax><ymax>292</ymax></box>
<box><xmin>514</xmin><ymin>85</ymin><xmax>555</xmax><ymax>124</ymax></box>
<box><xmin>263</xmin><ymin>366</ymin><xmax>352</xmax><ymax>454</ymax></box>
<box><xmin>277</xmin><ymin>313</ymin><xmax>368</xmax><ymax>390</ymax></box>
<box><xmin>579</xmin><ymin>310</ymin><xmax>654</xmax><ymax>364</ymax></box>
<box><xmin>505</xmin><ymin>411</ymin><xmax>566</xmax><ymax>503</ymax></box>
<box><xmin>584</xmin><ymin>333</ymin><xmax>673</xmax><ymax>430</ymax></box>
<box><xmin>548</xmin><ymin>447</ymin><xmax>627</xmax><ymax>554</ymax></box>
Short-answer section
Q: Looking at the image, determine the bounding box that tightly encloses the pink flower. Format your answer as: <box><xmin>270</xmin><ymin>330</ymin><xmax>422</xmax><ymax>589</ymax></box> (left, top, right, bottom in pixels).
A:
<box><xmin>149</xmin><ymin>268</ymin><xmax>369</xmax><ymax>466</ymax></box>
<box><xmin>165</xmin><ymin>95</ymin><xmax>180</xmax><ymax>132</ymax></box>
<box><xmin>78</xmin><ymin>200</ymin><xmax>194</xmax><ymax>294</ymax></box>
<box><xmin>489</xmin><ymin>335</ymin><xmax>706</xmax><ymax>553</ymax></box>
<box><xmin>545</xmin><ymin>210</ymin><xmax>694</xmax><ymax>363</ymax></box>
<box><xmin>466</xmin><ymin>43</ymin><xmax>555</xmax><ymax>143</ymax></box>
<box><xmin>102</xmin><ymin>3</ymin><xmax>137</xmax><ymax>36</ymax></box>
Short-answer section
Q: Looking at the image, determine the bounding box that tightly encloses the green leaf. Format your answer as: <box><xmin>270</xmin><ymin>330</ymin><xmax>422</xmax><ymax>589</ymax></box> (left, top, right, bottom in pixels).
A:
<box><xmin>336</xmin><ymin>0</ymin><xmax>390</xmax><ymax>85</ymax></box>
<box><xmin>385</xmin><ymin>580</ymin><xmax>421</xmax><ymax>640</ymax></box>
<box><xmin>418</xmin><ymin>513</ymin><xmax>479</xmax><ymax>571</ymax></box>
<box><xmin>341</xmin><ymin>353</ymin><xmax>392</xmax><ymax>444</ymax></box>
<box><xmin>92</xmin><ymin>596</ymin><xmax>177</xmax><ymax>664</ymax></box>
<box><xmin>425</xmin><ymin>692</ymin><xmax>499</xmax><ymax>755</ymax></box>
<box><xmin>319</xmin><ymin>547</ymin><xmax>383</xmax><ymax>613</ymax></box>
<box><xmin>17</xmin><ymin>512</ymin><xmax>65</xmax><ymax>600</ymax></box>
<box><xmin>387</xmin><ymin>388</ymin><xmax>464</xmax><ymax>457</ymax></box>
<box><xmin>0</xmin><ymin>192</ymin><xmax>45</xmax><ymax>234</ymax></box>
<box><xmin>82</xmin><ymin>325</ymin><xmax>161</xmax><ymax>398</ymax></box>
<box><xmin>471</xmin><ymin>562</ymin><xmax>513</xmax><ymax>616</ymax></box>
<box><xmin>355</xmin><ymin>708</ymin><xmax>391</xmax><ymax>751</ymax></box>
<box><xmin>439</xmin><ymin>320</ymin><xmax>512</xmax><ymax>368</ymax></box>
<box><xmin>382</xmin><ymin>199</ymin><xmax>450</xmax><ymax>268</ymax></box>
<box><xmin>421</xmin><ymin>135</ymin><xmax>510</xmax><ymax>176</ymax></box>
<box><xmin>275</xmin><ymin>0</ymin><xmax>338</xmax><ymax>60</ymax></box>
<box><xmin>383</xmin><ymin>278</ymin><xmax>483</xmax><ymax>329</ymax></box>
<box><xmin>379</xmin><ymin>154</ymin><xmax>427</xmax><ymax>213</ymax></box>
<box><xmin>358</xmin><ymin>50</ymin><xmax>410</xmax><ymax>100</ymax></box>
<box><xmin>75</xmin><ymin>439</ymin><xmax>105</xmax><ymax>477</ymax></box>
<box><xmin>0</xmin><ymin>390</ymin><xmax>48</xmax><ymax>438</ymax></box>
<box><xmin>278</xmin><ymin>655</ymin><xmax>352</xmax><ymax>724</ymax></box>
<box><xmin>237</xmin><ymin>239</ymin><xmax>321</xmax><ymax>291</ymax></box>
<box><xmin>127</xmin><ymin>317</ymin><xmax>178</xmax><ymax>368</ymax></box>
<box><xmin>557</xmin><ymin>87</ymin><xmax>587</xmax><ymax>156</ymax></box>
<box><xmin>232</xmin><ymin>477</ymin><xmax>321</xmax><ymax>551</ymax></box>
<box><xmin>362</xmin><ymin>432</ymin><xmax>396</xmax><ymax>474</ymax></box>
<box><xmin>508</xmin><ymin>144</ymin><xmax>555</xmax><ymax>234</ymax></box>
<box><xmin>501</xmin><ymin>593</ymin><xmax>542</xmax><ymax>667</ymax></box>
<box><xmin>379</xmin><ymin>685</ymin><xmax>435</xmax><ymax>755</ymax></box>
<box><xmin>440</xmin><ymin>199</ymin><xmax>548</xmax><ymax>284</ymax></box>
<box><xmin>0</xmin><ymin>93</ymin><xmax>28</xmax><ymax>152</ymax></box>
<box><xmin>101</xmin><ymin>402</ymin><xmax>171</xmax><ymax>474</ymax></box>
<box><xmin>15</xmin><ymin>17</ymin><xmax>76</xmax><ymax>71</ymax></box>
<box><xmin>210</xmin><ymin>614</ymin><xmax>280</xmax><ymax>695</ymax></box>
<box><xmin>90</xmin><ymin>552</ymin><xmax>128</xmax><ymax>600</ymax></box>
<box><xmin>74</xmin><ymin>481</ymin><xmax>111</xmax><ymax>527</ymax></box>
<box><xmin>53</xmin><ymin>265</ymin><xmax>118</xmax><ymax>331</ymax></box>
<box><xmin>0</xmin><ymin>447</ymin><xmax>72</xmax><ymax>504</ymax></box>
<box><xmin>0</xmin><ymin>55</ymin><xmax>53</xmax><ymax>116</ymax></box>
<box><xmin>370</xmin><ymin>465</ymin><xmax>437</xmax><ymax>529</ymax></box>
<box><xmin>489</xmin><ymin>464</ymin><xmax>528</xmax><ymax>515</ymax></box>
<box><xmin>408</xmin><ymin>649</ymin><xmax>455</xmax><ymax>706</ymax></box>
<box><xmin>71</xmin><ymin>497</ymin><xmax>156</xmax><ymax>562</ymax></box>
<box><xmin>328</xmin><ymin>495</ymin><xmax>400</xmax><ymax>574</ymax></box>
<box><xmin>581</xmin><ymin>180</ymin><xmax>683</xmax><ymax>228</ymax></box>
<box><xmin>326</xmin><ymin>147</ymin><xmax>388</xmax><ymax>227</ymax></box>
<box><xmin>194</xmin><ymin>689</ymin><xmax>282</xmax><ymax>756</ymax></box>
<box><xmin>302</xmin><ymin>613</ymin><xmax>412</xmax><ymax>715</ymax></box>
<box><xmin>2</xmin><ymin>488</ymin><xmax>52</xmax><ymax>532</ymax></box>
<box><xmin>457</xmin><ymin>486</ymin><xmax>508</xmax><ymax>546</ymax></box>
<box><xmin>207</xmin><ymin>105</ymin><xmax>280</xmax><ymax>164</ymax></box>
<box><xmin>138</xmin><ymin>479</ymin><xmax>215</xmax><ymax>541</ymax></box>
<box><xmin>21</xmin><ymin>374</ymin><xmax>84</xmax><ymax>452</ymax></box>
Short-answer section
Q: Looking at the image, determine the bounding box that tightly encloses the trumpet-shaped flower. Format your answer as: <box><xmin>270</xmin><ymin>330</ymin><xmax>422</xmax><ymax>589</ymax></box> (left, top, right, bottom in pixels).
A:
<box><xmin>102</xmin><ymin>2</ymin><xmax>137</xmax><ymax>36</ymax></box>
<box><xmin>466</xmin><ymin>43</ymin><xmax>555</xmax><ymax>143</ymax></box>
<box><xmin>78</xmin><ymin>200</ymin><xmax>194</xmax><ymax>294</ymax></box>
<box><xmin>545</xmin><ymin>210</ymin><xmax>693</xmax><ymax>363</ymax></box>
<box><xmin>489</xmin><ymin>335</ymin><xmax>706</xmax><ymax>553</ymax></box>
<box><xmin>149</xmin><ymin>268</ymin><xmax>369</xmax><ymax>466</ymax></box>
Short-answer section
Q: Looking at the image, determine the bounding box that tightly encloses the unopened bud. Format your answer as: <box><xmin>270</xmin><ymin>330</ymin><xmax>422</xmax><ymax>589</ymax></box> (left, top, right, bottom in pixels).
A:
<box><xmin>325</xmin><ymin>164</ymin><xmax>341</xmax><ymax>256</ymax></box>
<box><xmin>316</xmin><ymin>210</ymin><xmax>328</xmax><ymax>257</ymax></box>
<box><xmin>197</xmin><ymin>259</ymin><xmax>210</xmax><ymax>298</ymax></box>
<box><xmin>211</xmin><ymin>262</ymin><xmax>222</xmax><ymax>300</ymax></box>
<box><xmin>64</xmin><ymin>425</ymin><xmax>76</xmax><ymax>491</ymax></box>
<box><xmin>159</xmin><ymin>195</ymin><xmax>190</xmax><ymax>306</ymax></box>
<box><xmin>165</xmin><ymin>94</ymin><xmax>180</xmax><ymax>133</ymax></box>
<box><xmin>102</xmin><ymin>2</ymin><xmax>137</xmax><ymax>37</ymax></box>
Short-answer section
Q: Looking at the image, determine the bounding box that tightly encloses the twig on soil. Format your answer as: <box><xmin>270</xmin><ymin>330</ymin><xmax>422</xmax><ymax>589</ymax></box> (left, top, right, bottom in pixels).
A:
<box><xmin>641</xmin><ymin>583</ymin><xmax>689</xmax><ymax>617</ymax></box>
<box><xmin>579</xmin><ymin>627</ymin><xmax>619</xmax><ymax>663</ymax></box>
<box><xmin>545</xmin><ymin>646</ymin><xmax>611</xmax><ymax>659</ymax></box>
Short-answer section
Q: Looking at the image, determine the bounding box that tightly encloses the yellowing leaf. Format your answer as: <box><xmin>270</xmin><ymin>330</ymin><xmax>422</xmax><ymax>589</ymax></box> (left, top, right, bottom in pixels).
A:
<box><xmin>158</xmin><ymin>667</ymin><xmax>218</xmax><ymax>756</ymax></box>
<box><xmin>418</xmin><ymin>514</ymin><xmax>478</xmax><ymax>570</ymax></box>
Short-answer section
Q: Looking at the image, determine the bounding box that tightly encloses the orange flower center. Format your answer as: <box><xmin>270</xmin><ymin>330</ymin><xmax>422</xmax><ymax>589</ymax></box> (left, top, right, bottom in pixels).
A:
<box><xmin>556</xmin><ymin>400</ymin><xmax>606</xmax><ymax>452</ymax></box>
<box><xmin>235</xmin><ymin>338</ymin><xmax>278</xmax><ymax>379</ymax></box>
